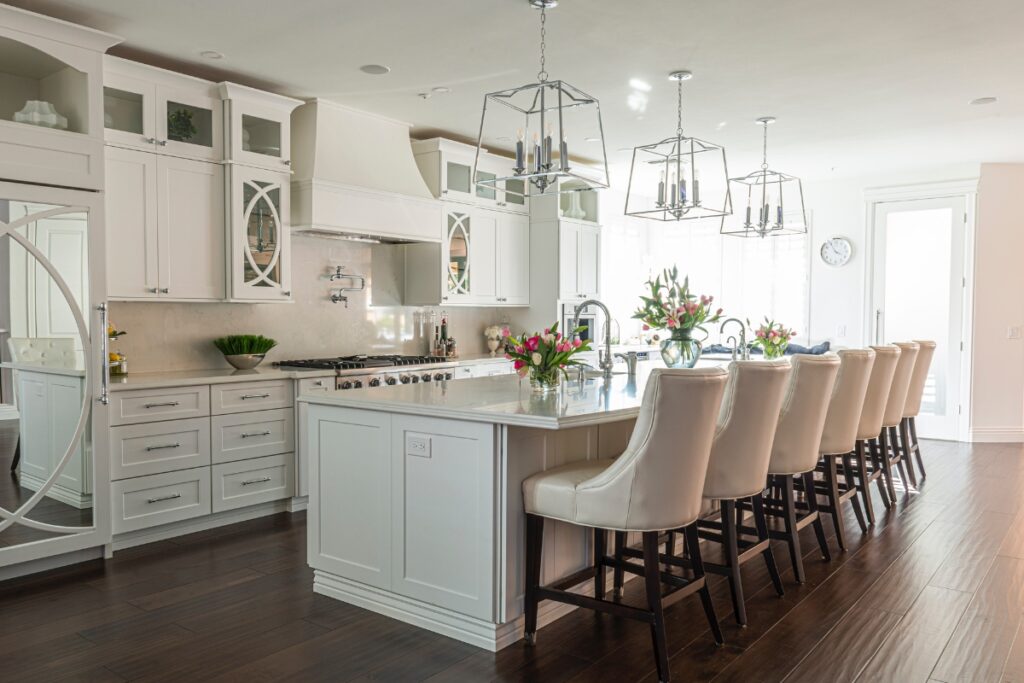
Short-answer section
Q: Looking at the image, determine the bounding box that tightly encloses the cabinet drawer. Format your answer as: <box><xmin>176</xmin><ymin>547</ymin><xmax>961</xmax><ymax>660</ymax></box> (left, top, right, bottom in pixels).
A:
<box><xmin>110</xmin><ymin>417</ymin><xmax>211</xmax><ymax>480</ymax></box>
<box><xmin>297</xmin><ymin>377</ymin><xmax>334</xmax><ymax>394</ymax></box>
<box><xmin>112</xmin><ymin>468</ymin><xmax>211</xmax><ymax>534</ymax></box>
<box><xmin>212</xmin><ymin>453</ymin><xmax>293</xmax><ymax>513</ymax></box>
<box><xmin>212</xmin><ymin>408</ymin><xmax>294</xmax><ymax>464</ymax></box>
<box><xmin>110</xmin><ymin>385</ymin><xmax>210</xmax><ymax>426</ymax></box>
<box><xmin>211</xmin><ymin>380</ymin><xmax>292</xmax><ymax>415</ymax></box>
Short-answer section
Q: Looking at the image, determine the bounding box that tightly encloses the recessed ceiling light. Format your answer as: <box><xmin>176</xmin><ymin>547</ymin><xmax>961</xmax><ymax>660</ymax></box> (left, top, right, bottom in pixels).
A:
<box><xmin>584</xmin><ymin>137</ymin><xmax>601</xmax><ymax>142</ymax></box>
<box><xmin>431</xmin><ymin>86</ymin><xmax>451</xmax><ymax>94</ymax></box>
<box><xmin>629</xmin><ymin>78</ymin><xmax>651</xmax><ymax>92</ymax></box>
<box><xmin>360</xmin><ymin>64</ymin><xmax>391</xmax><ymax>75</ymax></box>
<box><xmin>529</xmin><ymin>0</ymin><xmax>558</xmax><ymax>7</ymax></box>
<box><xmin>970</xmin><ymin>96</ymin><xmax>997</xmax><ymax>106</ymax></box>
<box><xmin>200</xmin><ymin>50</ymin><xmax>224</xmax><ymax>60</ymax></box>
<box><xmin>716</xmin><ymin>121</ymin><xmax>728</xmax><ymax>130</ymax></box>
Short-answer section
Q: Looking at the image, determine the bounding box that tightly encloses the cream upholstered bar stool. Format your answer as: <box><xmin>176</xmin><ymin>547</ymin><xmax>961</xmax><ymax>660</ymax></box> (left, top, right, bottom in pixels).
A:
<box><xmin>880</xmin><ymin>342</ymin><xmax>920</xmax><ymax>488</ymax></box>
<box><xmin>523</xmin><ymin>367</ymin><xmax>729</xmax><ymax>683</ymax></box>
<box><xmin>856</xmin><ymin>345</ymin><xmax>902</xmax><ymax>516</ymax></box>
<box><xmin>759</xmin><ymin>354</ymin><xmax>840</xmax><ymax>584</ymax></box>
<box><xmin>801</xmin><ymin>348</ymin><xmax>875</xmax><ymax>553</ymax></box>
<box><xmin>899</xmin><ymin>340</ymin><xmax>936</xmax><ymax>480</ymax></box>
<box><xmin>694</xmin><ymin>359</ymin><xmax>792</xmax><ymax>627</ymax></box>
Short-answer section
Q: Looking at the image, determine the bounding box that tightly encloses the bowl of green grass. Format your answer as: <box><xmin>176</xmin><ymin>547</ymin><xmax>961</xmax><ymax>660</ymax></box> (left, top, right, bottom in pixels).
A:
<box><xmin>213</xmin><ymin>335</ymin><xmax>278</xmax><ymax>370</ymax></box>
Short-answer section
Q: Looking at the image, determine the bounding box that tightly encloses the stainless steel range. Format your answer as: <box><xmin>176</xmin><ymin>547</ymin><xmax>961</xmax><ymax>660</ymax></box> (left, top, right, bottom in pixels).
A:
<box><xmin>275</xmin><ymin>355</ymin><xmax>458</xmax><ymax>390</ymax></box>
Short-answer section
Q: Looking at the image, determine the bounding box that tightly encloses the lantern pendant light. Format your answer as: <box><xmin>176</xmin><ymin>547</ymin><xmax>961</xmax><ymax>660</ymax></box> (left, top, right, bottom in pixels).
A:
<box><xmin>720</xmin><ymin>117</ymin><xmax>808</xmax><ymax>238</ymax></box>
<box><xmin>473</xmin><ymin>0</ymin><xmax>610</xmax><ymax>200</ymax></box>
<box><xmin>624</xmin><ymin>71</ymin><xmax>731</xmax><ymax>222</ymax></box>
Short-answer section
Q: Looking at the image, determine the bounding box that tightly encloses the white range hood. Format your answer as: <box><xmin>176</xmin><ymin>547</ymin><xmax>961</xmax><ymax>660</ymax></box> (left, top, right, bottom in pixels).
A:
<box><xmin>290</xmin><ymin>99</ymin><xmax>441</xmax><ymax>243</ymax></box>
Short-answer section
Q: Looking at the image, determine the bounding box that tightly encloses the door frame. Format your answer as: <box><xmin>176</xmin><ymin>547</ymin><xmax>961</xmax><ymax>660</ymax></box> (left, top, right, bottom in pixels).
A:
<box><xmin>863</xmin><ymin>178</ymin><xmax>978</xmax><ymax>442</ymax></box>
<box><xmin>0</xmin><ymin>179</ymin><xmax>110</xmax><ymax>572</ymax></box>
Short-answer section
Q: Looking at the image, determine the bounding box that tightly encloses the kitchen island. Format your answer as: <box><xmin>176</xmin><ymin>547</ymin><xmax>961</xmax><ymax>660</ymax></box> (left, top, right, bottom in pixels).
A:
<box><xmin>300</xmin><ymin>368</ymin><xmax>666</xmax><ymax>651</ymax></box>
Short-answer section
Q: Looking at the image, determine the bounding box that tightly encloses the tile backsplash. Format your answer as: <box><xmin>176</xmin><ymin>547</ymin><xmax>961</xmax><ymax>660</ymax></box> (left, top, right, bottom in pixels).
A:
<box><xmin>109</xmin><ymin>237</ymin><xmax>514</xmax><ymax>373</ymax></box>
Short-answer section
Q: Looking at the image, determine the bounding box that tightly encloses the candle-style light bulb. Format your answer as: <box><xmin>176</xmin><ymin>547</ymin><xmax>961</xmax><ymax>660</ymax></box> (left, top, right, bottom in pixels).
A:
<box><xmin>543</xmin><ymin>122</ymin><xmax>553</xmax><ymax>169</ymax></box>
<box><xmin>514</xmin><ymin>128</ymin><xmax>525</xmax><ymax>173</ymax></box>
<box><xmin>559</xmin><ymin>132</ymin><xmax>569</xmax><ymax>171</ymax></box>
<box><xmin>692</xmin><ymin>168</ymin><xmax>701</xmax><ymax>205</ymax></box>
<box><xmin>657</xmin><ymin>172</ymin><xmax>665</xmax><ymax>207</ymax></box>
<box><xmin>533</xmin><ymin>132</ymin><xmax>542</xmax><ymax>174</ymax></box>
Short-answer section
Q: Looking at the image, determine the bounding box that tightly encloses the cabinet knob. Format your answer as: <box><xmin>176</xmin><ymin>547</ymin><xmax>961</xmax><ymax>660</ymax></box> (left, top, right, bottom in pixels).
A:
<box><xmin>283</xmin><ymin>160</ymin><xmax>291</xmax><ymax>166</ymax></box>
<box><xmin>157</xmin><ymin>140</ymin><xmax>168</xmax><ymax>147</ymax></box>
<box><xmin>283</xmin><ymin>290</ymin><xmax>291</xmax><ymax>296</ymax></box>
<box><xmin>144</xmin><ymin>137</ymin><xmax>157</xmax><ymax>145</ymax></box>
<box><xmin>160</xmin><ymin>288</ymin><xmax>169</xmax><ymax>294</ymax></box>
<box><xmin>148</xmin><ymin>287</ymin><xmax>158</xmax><ymax>293</ymax></box>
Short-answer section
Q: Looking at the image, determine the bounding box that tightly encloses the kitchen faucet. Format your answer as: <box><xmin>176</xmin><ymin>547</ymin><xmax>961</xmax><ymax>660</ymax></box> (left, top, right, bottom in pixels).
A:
<box><xmin>573</xmin><ymin>299</ymin><xmax>614</xmax><ymax>380</ymax></box>
<box><xmin>720</xmin><ymin>318</ymin><xmax>749</xmax><ymax>360</ymax></box>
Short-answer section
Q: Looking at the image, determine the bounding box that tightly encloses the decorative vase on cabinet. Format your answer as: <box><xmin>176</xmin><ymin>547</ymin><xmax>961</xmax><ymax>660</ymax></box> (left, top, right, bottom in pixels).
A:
<box><xmin>228</xmin><ymin>165</ymin><xmax>291</xmax><ymax>301</ymax></box>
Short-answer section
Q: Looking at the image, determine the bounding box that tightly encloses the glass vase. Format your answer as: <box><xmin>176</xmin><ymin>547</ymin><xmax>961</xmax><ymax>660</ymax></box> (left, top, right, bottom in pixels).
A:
<box><xmin>528</xmin><ymin>367</ymin><xmax>561</xmax><ymax>394</ymax></box>
<box><xmin>763</xmin><ymin>343</ymin><xmax>788</xmax><ymax>360</ymax></box>
<box><xmin>660</xmin><ymin>329</ymin><xmax>702</xmax><ymax>368</ymax></box>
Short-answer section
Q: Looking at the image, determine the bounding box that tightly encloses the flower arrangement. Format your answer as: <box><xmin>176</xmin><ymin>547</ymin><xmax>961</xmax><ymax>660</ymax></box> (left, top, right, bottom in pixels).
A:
<box><xmin>749</xmin><ymin>318</ymin><xmax>797</xmax><ymax>359</ymax></box>
<box><xmin>505</xmin><ymin>322</ymin><xmax>591</xmax><ymax>392</ymax></box>
<box><xmin>484</xmin><ymin>325</ymin><xmax>510</xmax><ymax>357</ymax></box>
<box><xmin>632</xmin><ymin>266</ymin><xmax>724</xmax><ymax>340</ymax></box>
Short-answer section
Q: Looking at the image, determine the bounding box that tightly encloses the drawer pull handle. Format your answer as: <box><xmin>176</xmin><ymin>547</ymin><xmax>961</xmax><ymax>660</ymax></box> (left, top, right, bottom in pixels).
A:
<box><xmin>144</xmin><ymin>401</ymin><xmax>180</xmax><ymax>409</ymax></box>
<box><xmin>147</xmin><ymin>492</ymin><xmax>182</xmax><ymax>504</ymax></box>
<box><xmin>240</xmin><ymin>393</ymin><xmax>271</xmax><ymax>400</ymax></box>
<box><xmin>240</xmin><ymin>431</ymin><xmax>272</xmax><ymax>439</ymax></box>
<box><xmin>241</xmin><ymin>476</ymin><xmax>272</xmax><ymax>486</ymax></box>
<box><xmin>145</xmin><ymin>442</ymin><xmax>181</xmax><ymax>451</ymax></box>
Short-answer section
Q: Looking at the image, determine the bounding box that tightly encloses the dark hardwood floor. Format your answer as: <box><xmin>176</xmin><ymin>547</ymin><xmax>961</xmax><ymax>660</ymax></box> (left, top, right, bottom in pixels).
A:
<box><xmin>1</xmin><ymin>438</ymin><xmax>1023</xmax><ymax>682</ymax></box>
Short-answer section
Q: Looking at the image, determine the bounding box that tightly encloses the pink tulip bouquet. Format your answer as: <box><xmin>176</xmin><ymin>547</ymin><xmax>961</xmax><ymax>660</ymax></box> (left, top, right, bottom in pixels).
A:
<box><xmin>505</xmin><ymin>322</ymin><xmax>592</xmax><ymax>392</ymax></box>
<box><xmin>749</xmin><ymin>317</ymin><xmax>797</xmax><ymax>359</ymax></box>
<box><xmin>632</xmin><ymin>266</ymin><xmax>724</xmax><ymax>340</ymax></box>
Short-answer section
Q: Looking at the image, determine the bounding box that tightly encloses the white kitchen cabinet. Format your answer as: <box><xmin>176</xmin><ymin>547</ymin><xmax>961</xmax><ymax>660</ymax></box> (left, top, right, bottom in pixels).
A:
<box><xmin>559</xmin><ymin>219</ymin><xmax>600</xmax><ymax>302</ymax></box>
<box><xmin>497</xmin><ymin>212</ymin><xmax>530</xmax><ymax>305</ymax></box>
<box><xmin>228</xmin><ymin>165</ymin><xmax>292</xmax><ymax>302</ymax></box>
<box><xmin>219</xmin><ymin>82</ymin><xmax>301</xmax><ymax>172</ymax></box>
<box><xmin>440</xmin><ymin>205</ymin><xmax>528</xmax><ymax>307</ymax></box>
<box><xmin>106</xmin><ymin>147</ymin><xmax>225</xmax><ymax>301</ymax></box>
<box><xmin>412</xmin><ymin>138</ymin><xmax>528</xmax><ymax>215</ymax></box>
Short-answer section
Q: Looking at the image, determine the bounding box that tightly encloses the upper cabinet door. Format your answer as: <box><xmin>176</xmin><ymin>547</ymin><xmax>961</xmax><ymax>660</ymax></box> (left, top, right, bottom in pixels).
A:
<box><xmin>441</xmin><ymin>157</ymin><xmax>475</xmax><ymax>204</ymax></box>
<box><xmin>105</xmin><ymin>146</ymin><xmax>160</xmax><ymax>299</ymax></box>
<box><xmin>577</xmin><ymin>223</ymin><xmax>600</xmax><ymax>299</ymax></box>
<box><xmin>156</xmin><ymin>86</ymin><xmax>222</xmax><ymax>161</ymax></box>
<box><xmin>103</xmin><ymin>72</ymin><xmax>157</xmax><ymax>151</ymax></box>
<box><xmin>229</xmin><ymin>166</ymin><xmax>291</xmax><ymax>301</ymax></box>
<box><xmin>220</xmin><ymin>84</ymin><xmax>301</xmax><ymax>172</ymax></box>
<box><xmin>469</xmin><ymin>210</ymin><xmax>497</xmax><ymax>302</ymax></box>
<box><xmin>497</xmin><ymin>213</ymin><xmax>529</xmax><ymax>305</ymax></box>
<box><xmin>559</xmin><ymin>222</ymin><xmax>580</xmax><ymax>300</ymax></box>
<box><xmin>157</xmin><ymin>156</ymin><xmax>225</xmax><ymax>300</ymax></box>
<box><xmin>444</xmin><ymin>208</ymin><xmax>473</xmax><ymax>303</ymax></box>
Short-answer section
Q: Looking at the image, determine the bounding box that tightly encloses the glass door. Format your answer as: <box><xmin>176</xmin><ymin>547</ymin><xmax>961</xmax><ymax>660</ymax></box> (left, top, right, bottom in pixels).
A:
<box><xmin>230</xmin><ymin>167</ymin><xmax>291</xmax><ymax>301</ymax></box>
<box><xmin>0</xmin><ymin>181</ymin><xmax>107</xmax><ymax>569</ymax></box>
<box><xmin>103</xmin><ymin>72</ymin><xmax>157</xmax><ymax>151</ymax></box>
<box><xmin>156</xmin><ymin>87</ymin><xmax>222</xmax><ymax>162</ymax></box>
<box><xmin>445</xmin><ymin>210</ymin><xmax>471</xmax><ymax>302</ymax></box>
<box><xmin>871</xmin><ymin>196</ymin><xmax>967</xmax><ymax>440</ymax></box>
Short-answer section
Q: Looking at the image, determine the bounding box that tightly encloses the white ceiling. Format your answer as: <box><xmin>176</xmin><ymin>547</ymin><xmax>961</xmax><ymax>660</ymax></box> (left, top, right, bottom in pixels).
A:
<box><xmin>9</xmin><ymin>0</ymin><xmax>1024</xmax><ymax>180</ymax></box>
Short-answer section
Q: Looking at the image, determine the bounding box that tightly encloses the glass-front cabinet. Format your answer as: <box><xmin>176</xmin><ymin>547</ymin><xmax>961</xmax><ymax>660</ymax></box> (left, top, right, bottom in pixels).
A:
<box><xmin>220</xmin><ymin>83</ymin><xmax>302</xmax><ymax>172</ymax></box>
<box><xmin>411</xmin><ymin>138</ymin><xmax>529</xmax><ymax>215</ymax></box>
<box><xmin>444</xmin><ymin>209</ymin><xmax>472</xmax><ymax>303</ymax></box>
<box><xmin>229</xmin><ymin>166</ymin><xmax>291</xmax><ymax>301</ymax></box>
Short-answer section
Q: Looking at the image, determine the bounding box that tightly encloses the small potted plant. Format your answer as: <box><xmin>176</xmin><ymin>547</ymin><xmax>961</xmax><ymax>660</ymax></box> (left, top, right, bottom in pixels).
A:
<box><xmin>484</xmin><ymin>325</ymin><xmax>510</xmax><ymax>357</ymax></box>
<box><xmin>213</xmin><ymin>334</ymin><xmax>277</xmax><ymax>370</ymax></box>
<box><xmin>167</xmin><ymin>108</ymin><xmax>197</xmax><ymax>142</ymax></box>
<box><xmin>749</xmin><ymin>318</ymin><xmax>797</xmax><ymax>359</ymax></box>
<box><xmin>505</xmin><ymin>322</ymin><xmax>591</xmax><ymax>394</ymax></box>
<box><xmin>632</xmin><ymin>266</ymin><xmax>723</xmax><ymax>368</ymax></box>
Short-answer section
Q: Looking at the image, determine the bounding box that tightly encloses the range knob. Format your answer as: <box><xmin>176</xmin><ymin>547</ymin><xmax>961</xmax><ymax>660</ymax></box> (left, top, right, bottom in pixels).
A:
<box><xmin>369</xmin><ymin>377</ymin><xmax>381</xmax><ymax>387</ymax></box>
<box><xmin>444</xmin><ymin>372</ymin><xmax>454</xmax><ymax>380</ymax></box>
<box><xmin>400</xmin><ymin>374</ymin><xmax>411</xmax><ymax>384</ymax></box>
<box><xmin>433</xmin><ymin>372</ymin><xmax>446</xmax><ymax>381</ymax></box>
<box><xmin>410</xmin><ymin>375</ymin><xmax>420</xmax><ymax>383</ymax></box>
<box><xmin>421</xmin><ymin>373</ymin><xmax>432</xmax><ymax>382</ymax></box>
<box><xmin>339</xmin><ymin>380</ymin><xmax>353</xmax><ymax>390</ymax></box>
<box><xmin>385</xmin><ymin>376</ymin><xmax>397</xmax><ymax>386</ymax></box>
<box><xmin>352</xmin><ymin>380</ymin><xmax>363</xmax><ymax>389</ymax></box>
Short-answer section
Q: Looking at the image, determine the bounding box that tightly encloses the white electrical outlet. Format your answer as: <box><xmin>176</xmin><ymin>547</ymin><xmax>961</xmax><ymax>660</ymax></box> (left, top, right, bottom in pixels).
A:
<box><xmin>406</xmin><ymin>434</ymin><xmax>431</xmax><ymax>458</ymax></box>
<box><xmin>836</xmin><ymin>325</ymin><xmax>847</xmax><ymax>337</ymax></box>
<box><xmin>1009</xmin><ymin>326</ymin><xmax>1022</xmax><ymax>340</ymax></box>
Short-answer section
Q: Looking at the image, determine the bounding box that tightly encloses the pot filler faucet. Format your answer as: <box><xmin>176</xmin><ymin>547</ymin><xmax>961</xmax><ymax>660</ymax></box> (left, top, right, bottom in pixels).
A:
<box><xmin>573</xmin><ymin>299</ymin><xmax>614</xmax><ymax>380</ymax></box>
<box><xmin>719</xmin><ymin>318</ymin><xmax>750</xmax><ymax>360</ymax></box>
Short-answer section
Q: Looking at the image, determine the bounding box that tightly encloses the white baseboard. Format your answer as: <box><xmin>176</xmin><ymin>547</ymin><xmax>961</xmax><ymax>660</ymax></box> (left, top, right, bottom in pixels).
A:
<box><xmin>287</xmin><ymin>496</ymin><xmax>308</xmax><ymax>513</ymax></box>
<box><xmin>0</xmin><ymin>546</ymin><xmax>103</xmax><ymax>582</ymax></box>
<box><xmin>0</xmin><ymin>405</ymin><xmax>18</xmax><ymax>421</ymax></box>
<box><xmin>18</xmin><ymin>472</ymin><xmax>92</xmax><ymax>509</ymax></box>
<box><xmin>112</xmin><ymin>499</ymin><xmax>293</xmax><ymax>551</ymax></box>
<box><xmin>970</xmin><ymin>427</ymin><xmax>1024</xmax><ymax>443</ymax></box>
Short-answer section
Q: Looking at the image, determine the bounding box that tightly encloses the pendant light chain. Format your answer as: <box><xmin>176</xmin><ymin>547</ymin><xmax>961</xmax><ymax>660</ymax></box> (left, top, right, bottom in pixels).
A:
<box><xmin>537</xmin><ymin>7</ymin><xmax>548</xmax><ymax>82</ymax></box>
<box><xmin>676</xmin><ymin>78</ymin><xmax>684</xmax><ymax>136</ymax></box>
<box><xmin>761</xmin><ymin>122</ymin><xmax>769</xmax><ymax>170</ymax></box>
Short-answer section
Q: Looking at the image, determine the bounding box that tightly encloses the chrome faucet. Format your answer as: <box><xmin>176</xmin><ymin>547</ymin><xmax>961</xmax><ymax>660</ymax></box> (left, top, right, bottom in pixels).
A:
<box><xmin>720</xmin><ymin>318</ymin><xmax>749</xmax><ymax>360</ymax></box>
<box><xmin>574</xmin><ymin>299</ymin><xmax>614</xmax><ymax>380</ymax></box>
<box><xmin>614</xmin><ymin>351</ymin><xmax>639</xmax><ymax>378</ymax></box>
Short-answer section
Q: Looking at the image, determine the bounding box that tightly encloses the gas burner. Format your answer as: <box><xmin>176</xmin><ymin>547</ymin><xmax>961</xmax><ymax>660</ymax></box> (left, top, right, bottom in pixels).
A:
<box><xmin>276</xmin><ymin>354</ymin><xmax>452</xmax><ymax>371</ymax></box>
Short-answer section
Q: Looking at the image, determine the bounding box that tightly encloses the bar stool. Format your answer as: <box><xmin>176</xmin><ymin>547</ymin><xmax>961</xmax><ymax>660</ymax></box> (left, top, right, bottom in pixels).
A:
<box><xmin>899</xmin><ymin>340</ymin><xmax>936</xmax><ymax>481</ymax></box>
<box><xmin>880</xmin><ymin>342</ymin><xmax>920</xmax><ymax>488</ymax></box>
<box><xmin>760</xmin><ymin>354</ymin><xmax>840</xmax><ymax>584</ymax></box>
<box><xmin>522</xmin><ymin>367</ymin><xmax>729</xmax><ymax>683</ymax></box>
<box><xmin>799</xmin><ymin>349</ymin><xmax>875</xmax><ymax>552</ymax></box>
<box><xmin>859</xmin><ymin>345</ymin><xmax>902</xmax><ymax>512</ymax></box>
<box><xmin>695</xmin><ymin>359</ymin><xmax>792</xmax><ymax>626</ymax></box>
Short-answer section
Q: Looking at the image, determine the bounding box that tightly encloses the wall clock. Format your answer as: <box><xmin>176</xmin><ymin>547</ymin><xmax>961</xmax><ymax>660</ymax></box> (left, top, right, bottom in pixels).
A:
<box><xmin>820</xmin><ymin>236</ymin><xmax>853</xmax><ymax>267</ymax></box>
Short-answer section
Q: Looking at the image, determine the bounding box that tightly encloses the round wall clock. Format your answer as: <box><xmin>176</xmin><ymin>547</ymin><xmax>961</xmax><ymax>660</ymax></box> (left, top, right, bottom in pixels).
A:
<box><xmin>820</xmin><ymin>236</ymin><xmax>853</xmax><ymax>266</ymax></box>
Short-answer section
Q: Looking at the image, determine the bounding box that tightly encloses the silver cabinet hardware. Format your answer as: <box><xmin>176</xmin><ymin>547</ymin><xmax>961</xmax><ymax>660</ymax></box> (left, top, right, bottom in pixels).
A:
<box><xmin>147</xmin><ymin>492</ymin><xmax>181</xmax><ymax>504</ymax></box>
<box><xmin>157</xmin><ymin>139</ymin><xmax>168</xmax><ymax>146</ymax></box>
<box><xmin>159</xmin><ymin>288</ymin><xmax>169</xmax><ymax>294</ymax></box>
<box><xmin>143</xmin><ymin>401</ymin><xmax>180</xmax><ymax>409</ymax></box>
<box><xmin>240</xmin><ymin>393</ymin><xmax>271</xmax><ymax>400</ymax></box>
<box><xmin>241</xmin><ymin>476</ymin><xmax>273</xmax><ymax>486</ymax></box>
<box><xmin>144</xmin><ymin>136</ymin><xmax>157</xmax><ymax>144</ymax></box>
<box><xmin>240</xmin><ymin>430</ymin><xmax>271</xmax><ymax>439</ymax></box>
<box><xmin>283</xmin><ymin>160</ymin><xmax>291</xmax><ymax>166</ymax></box>
<box><xmin>147</xmin><ymin>287</ymin><xmax>158</xmax><ymax>293</ymax></box>
<box><xmin>282</xmin><ymin>290</ymin><xmax>291</xmax><ymax>296</ymax></box>
<box><xmin>97</xmin><ymin>303</ymin><xmax>110</xmax><ymax>405</ymax></box>
<box><xmin>145</xmin><ymin>442</ymin><xmax>181</xmax><ymax>452</ymax></box>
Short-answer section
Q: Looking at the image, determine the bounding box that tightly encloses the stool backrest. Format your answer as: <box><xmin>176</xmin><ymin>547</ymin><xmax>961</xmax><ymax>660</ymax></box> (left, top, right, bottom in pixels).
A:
<box><xmin>856</xmin><ymin>345</ymin><xmax>901</xmax><ymax>440</ymax></box>
<box><xmin>702</xmin><ymin>360</ymin><xmax>792</xmax><ymax>501</ymax></box>
<box><xmin>768</xmin><ymin>354</ymin><xmax>841</xmax><ymax>475</ymax></box>
<box><xmin>903</xmin><ymin>340</ymin><xmax>937</xmax><ymax>418</ymax></box>
<box><xmin>819</xmin><ymin>348</ymin><xmax>876</xmax><ymax>456</ymax></box>
<box><xmin>576</xmin><ymin>367</ymin><xmax>728</xmax><ymax>531</ymax></box>
<box><xmin>883</xmin><ymin>342</ymin><xmax>920</xmax><ymax>428</ymax></box>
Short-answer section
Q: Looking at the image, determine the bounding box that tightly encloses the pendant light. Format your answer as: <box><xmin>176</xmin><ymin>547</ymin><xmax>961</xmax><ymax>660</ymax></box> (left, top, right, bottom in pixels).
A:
<box><xmin>624</xmin><ymin>71</ymin><xmax>731</xmax><ymax>222</ymax></box>
<box><xmin>721</xmin><ymin>117</ymin><xmax>807</xmax><ymax>237</ymax></box>
<box><xmin>473</xmin><ymin>0</ymin><xmax>610</xmax><ymax>200</ymax></box>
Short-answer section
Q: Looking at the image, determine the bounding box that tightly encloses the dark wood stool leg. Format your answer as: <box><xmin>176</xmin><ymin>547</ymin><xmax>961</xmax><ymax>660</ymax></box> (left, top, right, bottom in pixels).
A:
<box><xmin>524</xmin><ymin>514</ymin><xmax>544</xmax><ymax>645</ymax></box>
<box><xmin>910</xmin><ymin>416</ymin><xmax>926</xmax><ymax>479</ymax></box>
<box><xmin>825</xmin><ymin>456</ymin><xmax>847</xmax><ymax>551</ymax></box>
<box><xmin>594</xmin><ymin>528</ymin><xmax>606</xmax><ymax>600</ymax></box>
<box><xmin>685</xmin><ymin>524</ymin><xmax>723</xmax><ymax>645</ymax></box>
<box><xmin>854</xmin><ymin>441</ymin><xmax>876</xmax><ymax>524</ymax></box>
<box><xmin>843</xmin><ymin>452</ymin><xmax>868</xmax><ymax>534</ymax></box>
<box><xmin>642</xmin><ymin>531</ymin><xmax>671</xmax><ymax>682</ymax></box>
<box><xmin>878</xmin><ymin>430</ymin><xmax>899</xmax><ymax>503</ymax></box>
<box><xmin>802</xmin><ymin>470</ymin><xmax>831</xmax><ymax>561</ymax></box>
<box><xmin>894</xmin><ymin>423</ymin><xmax>918</xmax><ymax>487</ymax></box>
<box><xmin>9</xmin><ymin>435</ymin><xmax>20</xmax><ymax>474</ymax></box>
<box><xmin>721</xmin><ymin>500</ymin><xmax>747</xmax><ymax>625</ymax></box>
<box><xmin>613</xmin><ymin>530</ymin><xmax>626</xmax><ymax>597</ymax></box>
<box><xmin>779</xmin><ymin>474</ymin><xmax>805</xmax><ymax>583</ymax></box>
<box><xmin>753</xmin><ymin>494</ymin><xmax>784</xmax><ymax>596</ymax></box>
<box><xmin>869</xmin><ymin>438</ymin><xmax>894</xmax><ymax>509</ymax></box>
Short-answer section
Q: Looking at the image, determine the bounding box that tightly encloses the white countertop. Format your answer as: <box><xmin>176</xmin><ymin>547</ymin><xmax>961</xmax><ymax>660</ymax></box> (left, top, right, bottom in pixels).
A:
<box><xmin>108</xmin><ymin>366</ymin><xmax>336</xmax><ymax>390</ymax></box>
<box><xmin>0</xmin><ymin>361</ymin><xmax>86</xmax><ymax>378</ymax></box>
